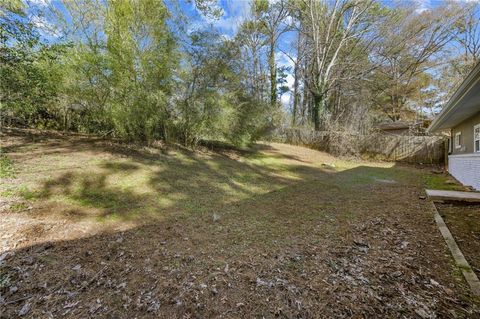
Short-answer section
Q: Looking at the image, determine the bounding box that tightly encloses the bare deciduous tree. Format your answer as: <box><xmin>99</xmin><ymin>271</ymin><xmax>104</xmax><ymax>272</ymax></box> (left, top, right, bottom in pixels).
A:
<box><xmin>370</xmin><ymin>4</ymin><xmax>462</xmax><ymax>122</ymax></box>
<box><xmin>294</xmin><ymin>0</ymin><xmax>378</xmax><ymax>130</ymax></box>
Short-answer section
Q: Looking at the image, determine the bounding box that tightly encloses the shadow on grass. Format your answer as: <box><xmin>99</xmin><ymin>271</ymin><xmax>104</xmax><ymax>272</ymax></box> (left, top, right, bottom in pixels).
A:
<box><xmin>1</xmin><ymin>162</ymin><xmax>471</xmax><ymax>317</ymax></box>
<box><xmin>4</xmin><ymin>128</ymin><xmax>438</xmax><ymax>224</ymax></box>
<box><xmin>11</xmin><ymin>130</ymin><xmax>341</xmax><ymax>222</ymax></box>
<box><xmin>32</xmin><ymin>153</ymin><xmax>331</xmax><ymax>222</ymax></box>
<box><xmin>19</xmin><ymin>131</ymin><xmax>424</xmax><ymax>224</ymax></box>
<box><xmin>2</xmin><ymin>130</ymin><xmax>475</xmax><ymax>318</ymax></box>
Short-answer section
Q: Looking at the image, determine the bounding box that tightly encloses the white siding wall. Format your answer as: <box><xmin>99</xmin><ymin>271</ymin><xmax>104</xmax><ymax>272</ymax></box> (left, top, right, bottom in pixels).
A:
<box><xmin>449</xmin><ymin>154</ymin><xmax>480</xmax><ymax>190</ymax></box>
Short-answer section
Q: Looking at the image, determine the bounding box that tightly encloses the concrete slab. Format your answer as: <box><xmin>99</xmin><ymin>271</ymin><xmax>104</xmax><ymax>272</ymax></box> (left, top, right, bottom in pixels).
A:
<box><xmin>426</xmin><ymin>189</ymin><xmax>480</xmax><ymax>203</ymax></box>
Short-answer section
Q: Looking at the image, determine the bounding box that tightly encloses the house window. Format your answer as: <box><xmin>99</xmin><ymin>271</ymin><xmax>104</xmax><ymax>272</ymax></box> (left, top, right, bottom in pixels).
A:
<box><xmin>475</xmin><ymin>124</ymin><xmax>480</xmax><ymax>153</ymax></box>
<box><xmin>455</xmin><ymin>132</ymin><xmax>462</xmax><ymax>149</ymax></box>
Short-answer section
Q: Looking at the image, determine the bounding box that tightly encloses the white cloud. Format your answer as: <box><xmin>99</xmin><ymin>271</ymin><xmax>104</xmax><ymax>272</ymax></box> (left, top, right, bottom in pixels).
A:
<box><xmin>281</xmin><ymin>92</ymin><xmax>291</xmax><ymax>106</ymax></box>
<box><xmin>276</xmin><ymin>51</ymin><xmax>295</xmax><ymax>69</ymax></box>
<box><xmin>413</xmin><ymin>0</ymin><xmax>479</xmax><ymax>14</ymax></box>
<box><xmin>276</xmin><ymin>51</ymin><xmax>295</xmax><ymax>108</ymax></box>
<box><xmin>213</xmin><ymin>15</ymin><xmax>244</xmax><ymax>34</ymax></box>
<box><xmin>277</xmin><ymin>51</ymin><xmax>296</xmax><ymax>91</ymax></box>
<box><xmin>25</xmin><ymin>0</ymin><xmax>51</xmax><ymax>7</ymax></box>
<box><xmin>209</xmin><ymin>0</ymin><xmax>251</xmax><ymax>35</ymax></box>
<box><xmin>285</xmin><ymin>74</ymin><xmax>294</xmax><ymax>90</ymax></box>
<box><xmin>30</xmin><ymin>15</ymin><xmax>60</xmax><ymax>38</ymax></box>
<box><xmin>413</xmin><ymin>0</ymin><xmax>431</xmax><ymax>13</ymax></box>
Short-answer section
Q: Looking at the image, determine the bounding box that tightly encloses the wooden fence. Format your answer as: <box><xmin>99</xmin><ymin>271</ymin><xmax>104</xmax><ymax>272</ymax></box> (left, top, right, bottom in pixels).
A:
<box><xmin>270</xmin><ymin>129</ymin><xmax>447</xmax><ymax>164</ymax></box>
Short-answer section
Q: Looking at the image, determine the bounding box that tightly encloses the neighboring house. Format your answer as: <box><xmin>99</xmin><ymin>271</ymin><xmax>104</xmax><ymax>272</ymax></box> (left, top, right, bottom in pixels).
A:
<box><xmin>373</xmin><ymin>121</ymin><xmax>412</xmax><ymax>135</ymax></box>
<box><xmin>428</xmin><ymin>62</ymin><xmax>480</xmax><ymax>191</ymax></box>
<box><xmin>373</xmin><ymin>120</ymin><xmax>428</xmax><ymax>136</ymax></box>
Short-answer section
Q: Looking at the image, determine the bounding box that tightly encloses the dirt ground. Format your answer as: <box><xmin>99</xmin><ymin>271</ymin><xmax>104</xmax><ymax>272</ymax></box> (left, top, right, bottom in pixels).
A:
<box><xmin>436</xmin><ymin>202</ymin><xmax>480</xmax><ymax>279</ymax></box>
<box><xmin>1</xmin><ymin>128</ymin><xmax>479</xmax><ymax>318</ymax></box>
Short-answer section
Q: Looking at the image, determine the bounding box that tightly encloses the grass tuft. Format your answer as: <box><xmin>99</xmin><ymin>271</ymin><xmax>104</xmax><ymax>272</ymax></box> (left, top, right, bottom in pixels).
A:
<box><xmin>0</xmin><ymin>154</ymin><xmax>15</xmax><ymax>178</ymax></box>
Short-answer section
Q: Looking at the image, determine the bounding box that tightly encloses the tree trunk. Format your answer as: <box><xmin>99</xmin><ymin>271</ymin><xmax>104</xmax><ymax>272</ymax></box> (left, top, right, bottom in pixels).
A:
<box><xmin>312</xmin><ymin>93</ymin><xmax>322</xmax><ymax>131</ymax></box>
<box><xmin>253</xmin><ymin>51</ymin><xmax>258</xmax><ymax>98</ymax></box>
<box><xmin>312</xmin><ymin>90</ymin><xmax>328</xmax><ymax>131</ymax></box>
<box><xmin>292</xmin><ymin>61</ymin><xmax>299</xmax><ymax>126</ymax></box>
<box><xmin>292</xmin><ymin>32</ymin><xmax>302</xmax><ymax>126</ymax></box>
<box><xmin>306</xmin><ymin>90</ymin><xmax>312</xmax><ymax>125</ymax></box>
<box><xmin>269</xmin><ymin>43</ymin><xmax>276</xmax><ymax>106</ymax></box>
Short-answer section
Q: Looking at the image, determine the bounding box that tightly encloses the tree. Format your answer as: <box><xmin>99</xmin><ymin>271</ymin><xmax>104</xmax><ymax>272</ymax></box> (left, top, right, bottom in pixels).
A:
<box><xmin>370</xmin><ymin>4</ymin><xmax>461</xmax><ymax>122</ymax></box>
<box><xmin>236</xmin><ymin>18</ymin><xmax>268</xmax><ymax>101</ymax></box>
<box><xmin>3</xmin><ymin>0</ymin><xmax>476</xmax><ymax>145</ymax></box>
<box><xmin>293</xmin><ymin>0</ymin><xmax>380</xmax><ymax>130</ymax></box>
<box><xmin>254</xmin><ymin>0</ymin><xmax>289</xmax><ymax>107</ymax></box>
<box><xmin>433</xmin><ymin>1</ymin><xmax>480</xmax><ymax>107</ymax></box>
<box><xmin>452</xmin><ymin>1</ymin><xmax>480</xmax><ymax>74</ymax></box>
<box><xmin>0</xmin><ymin>2</ymin><xmax>64</xmax><ymax>128</ymax></box>
<box><xmin>47</xmin><ymin>0</ymin><xmax>177</xmax><ymax>140</ymax></box>
<box><xmin>105</xmin><ymin>0</ymin><xmax>176</xmax><ymax>141</ymax></box>
<box><xmin>176</xmin><ymin>30</ymin><xmax>237</xmax><ymax>146</ymax></box>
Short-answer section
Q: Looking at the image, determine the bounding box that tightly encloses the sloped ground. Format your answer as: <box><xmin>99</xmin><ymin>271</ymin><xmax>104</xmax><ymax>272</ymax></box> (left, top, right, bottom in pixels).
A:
<box><xmin>0</xmin><ymin>129</ymin><xmax>478</xmax><ymax>318</ymax></box>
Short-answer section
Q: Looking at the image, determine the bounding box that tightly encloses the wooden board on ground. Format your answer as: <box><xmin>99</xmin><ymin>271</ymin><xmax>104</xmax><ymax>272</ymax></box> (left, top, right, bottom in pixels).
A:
<box><xmin>426</xmin><ymin>189</ymin><xmax>480</xmax><ymax>203</ymax></box>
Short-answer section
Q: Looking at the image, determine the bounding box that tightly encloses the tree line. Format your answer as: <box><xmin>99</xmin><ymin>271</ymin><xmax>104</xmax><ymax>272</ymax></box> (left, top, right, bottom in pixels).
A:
<box><xmin>1</xmin><ymin>0</ymin><xmax>479</xmax><ymax>146</ymax></box>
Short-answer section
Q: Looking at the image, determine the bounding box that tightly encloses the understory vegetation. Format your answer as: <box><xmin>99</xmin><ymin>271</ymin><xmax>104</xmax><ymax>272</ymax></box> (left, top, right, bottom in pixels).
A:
<box><xmin>1</xmin><ymin>0</ymin><xmax>479</xmax><ymax>146</ymax></box>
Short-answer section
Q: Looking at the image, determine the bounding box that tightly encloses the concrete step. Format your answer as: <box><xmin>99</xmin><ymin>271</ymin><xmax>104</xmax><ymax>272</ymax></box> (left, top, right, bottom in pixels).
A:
<box><xmin>426</xmin><ymin>189</ymin><xmax>480</xmax><ymax>203</ymax></box>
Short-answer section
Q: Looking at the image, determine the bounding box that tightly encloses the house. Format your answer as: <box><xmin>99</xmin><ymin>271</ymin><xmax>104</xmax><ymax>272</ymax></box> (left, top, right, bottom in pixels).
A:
<box><xmin>373</xmin><ymin>121</ymin><xmax>412</xmax><ymax>135</ymax></box>
<box><xmin>428</xmin><ymin>62</ymin><xmax>480</xmax><ymax>191</ymax></box>
<box><xmin>373</xmin><ymin>120</ymin><xmax>429</xmax><ymax>136</ymax></box>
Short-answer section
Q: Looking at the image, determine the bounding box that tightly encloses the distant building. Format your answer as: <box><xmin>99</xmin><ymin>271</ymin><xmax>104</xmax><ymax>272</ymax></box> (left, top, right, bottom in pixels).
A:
<box><xmin>428</xmin><ymin>62</ymin><xmax>480</xmax><ymax>190</ymax></box>
<box><xmin>373</xmin><ymin>120</ymin><xmax>428</xmax><ymax>136</ymax></box>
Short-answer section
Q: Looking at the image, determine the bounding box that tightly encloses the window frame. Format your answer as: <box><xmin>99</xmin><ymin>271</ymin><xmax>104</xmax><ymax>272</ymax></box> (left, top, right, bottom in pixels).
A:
<box><xmin>474</xmin><ymin>124</ymin><xmax>480</xmax><ymax>153</ymax></box>
<box><xmin>455</xmin><ymin>131</ymin><xmax>462</xmax><ymax>149</ymax></box>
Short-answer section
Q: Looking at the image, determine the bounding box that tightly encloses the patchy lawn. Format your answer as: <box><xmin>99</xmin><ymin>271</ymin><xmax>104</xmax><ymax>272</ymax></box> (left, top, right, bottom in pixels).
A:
<box><xmin>0</xmin><ymin>128</ymin><xmax>478</xmax><ymax>318</ymax></box>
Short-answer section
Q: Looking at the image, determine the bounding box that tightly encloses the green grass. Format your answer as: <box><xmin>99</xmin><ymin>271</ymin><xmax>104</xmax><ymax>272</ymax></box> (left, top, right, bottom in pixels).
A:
<box><xmin>0</xmin><ymin>185</ymin><xmax>38</xmax><ymax>206</ymax></box>
<box><xmin>0</xmin><ymin>154</ymin><xmax>15</xmax><ymax>178</ymax></box>
<box><xmin>10</xmin><ymin>202</ymin><xmax>28</xmax><ymax>212</ymax></box>
<box><xmin>424</xmin><ymin>174</ymin><xmax>465</xmax><ymax>191</ymax></box>
<box><xmin>0</xmin><ymin>188</ymin><xmax>16</xmax><ymax>197</ymax></box>
<box><xmin>0</xmin><ymin>136</ymin><xmax>430</xmax><ymax>225</ymax></box>
<box><xmin>18</xmin><ymin>185</ymin><xmax>37</xmax><ymax>200</ymax></box>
